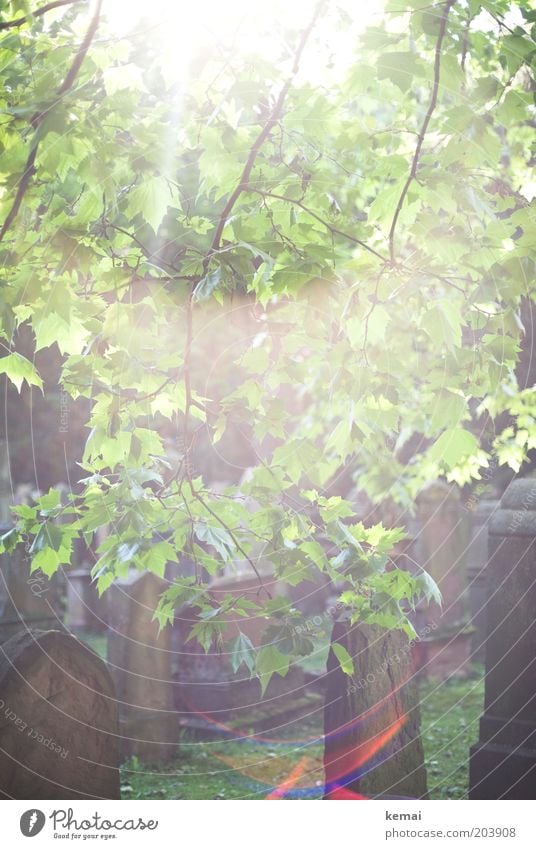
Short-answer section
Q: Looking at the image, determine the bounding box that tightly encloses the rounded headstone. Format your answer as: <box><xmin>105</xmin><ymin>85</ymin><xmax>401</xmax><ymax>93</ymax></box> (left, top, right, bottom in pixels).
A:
<box><xmin>489</xmin><ymin>478</ymin><xmax>536</xmax><ymax>537</ymax></box>
<box><xmin>0</xmin><ymin>630</ymin><xmax>120</xmax><ymax>799</ymax></box>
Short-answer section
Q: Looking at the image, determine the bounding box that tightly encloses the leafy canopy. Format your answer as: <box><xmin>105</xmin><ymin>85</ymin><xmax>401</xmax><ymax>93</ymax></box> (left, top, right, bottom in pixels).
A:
<box><xmin>0</xmin><ymin>0</ymin><xmax>534</xmax><ymax>687</ymax></box>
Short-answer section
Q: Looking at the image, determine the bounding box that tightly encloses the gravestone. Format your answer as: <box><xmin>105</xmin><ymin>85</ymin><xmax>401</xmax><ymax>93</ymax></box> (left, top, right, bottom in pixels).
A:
<box><xmin>107</xmin><ymin>572</ymin><xmax>177</xmax><ymax>762</ymax></box>
<box><xmin>65</xmin><ymin>564</ymin><xmax>108</xmax><ymax>631</ymax></box>
<box><xmin>0</xmin><ymin>629</ymin><xmax>120</xmax><ymax>799</ymax></box>
<box><xmin>323</xmin><ymin>620</ymin><xmax>428</xmax><ymax>799</ymax></box>
<box><xmin>170</xmin><ymin>487</ymin><xmax>315</xmax><ymax>731</ymax></box>
<box><xmin>0</xmin><ymin>541</ymin><xmax>64</xmax><ymax>644</ymax></box>
<box><xmin>466</xmin><ymin>499</ymin><xmax>499</xmax><ymax>662</ymax></box>
<box><xmin>172</xmin><ymin>569</ymin><xmax>317</xmax><ymax>737</ymax></box>
<box><xmin>415</xmin><ymin>481</ymin><xmax>473</xmax><ymax>678</ymax></box>
<box><xmin>64</xmin><ymin>525</ymin><xmax>109</xmax><ymax>632</ymax></box>
<box><xmin>469</xmin><ymin>479</ymin><xmax>536</xmax><ymax>799</ymax></box>
<box><xmin>0</xmin><ymin>444</ymin><xmax>63</xmax><ymax>643</ymax></box>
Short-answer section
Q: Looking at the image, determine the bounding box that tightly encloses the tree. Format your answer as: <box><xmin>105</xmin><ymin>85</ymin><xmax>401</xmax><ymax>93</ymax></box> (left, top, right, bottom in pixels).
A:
<box><xmin>0</xmin><ymin>0</ymin><xmax>534</xmax><ymax>689</ymax></box>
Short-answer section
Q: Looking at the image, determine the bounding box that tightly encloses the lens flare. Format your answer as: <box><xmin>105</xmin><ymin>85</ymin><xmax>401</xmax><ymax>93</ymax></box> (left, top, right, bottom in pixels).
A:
<box><xmin>324</xmin><ymin>714</ymin><xmax>408</xmax><ymax>800</ymax></box>
<box><xmin>179</xmin><ymin>683</ymin><xmax>409</xmax><ymax>798</ymax></box>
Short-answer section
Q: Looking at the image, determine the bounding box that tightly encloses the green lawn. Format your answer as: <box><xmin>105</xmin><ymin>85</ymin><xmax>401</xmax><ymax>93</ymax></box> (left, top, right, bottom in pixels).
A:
<box><xmin>118</xmin><ymin>672</ymin><xmax>485</xmax><ymax>800</ymax></box>
<box><xmin>74</xmin><ymin>630</ymin><xmax>485</xmax><ymax>799</ymax></box>
<box><xmin>120</xmin><ymin>718</ymin><xmax>325</xmax><ymax>800</ymax></box>
<box><xmin>420</xmin><ymin>668</ymin><xmax>485</xmax><ymax>800</ymax></box>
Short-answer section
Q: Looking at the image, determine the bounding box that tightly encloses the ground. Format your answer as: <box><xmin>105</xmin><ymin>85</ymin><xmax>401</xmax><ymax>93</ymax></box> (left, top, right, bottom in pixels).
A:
<box><xmin>117</xmin><ymin>674</ymin><xmax>484</xmax><ymax>801</ymax></box>
<box><xmin>420</xmin><ymin>670</ymin><xmax>485</xmax><ymax>800</ymax></box>
<box><xmin>78</xmin><ymin>631</ymin><xmax>484</xmax><ymax>800</ymax></box>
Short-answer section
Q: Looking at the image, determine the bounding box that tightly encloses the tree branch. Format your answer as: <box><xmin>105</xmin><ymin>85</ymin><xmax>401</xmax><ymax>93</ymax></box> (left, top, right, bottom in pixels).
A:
<box><xmin>188</xmin><ymin>482</ymin><xmax>272</xmax><ymax>599</ymax></box>
<box><xmin>201</xmin><ymin>0</ymin><xmax>326</xmax><ymax>278</ymax></box>
<box><xmin>252</xmin><ymin>189</ymin><xmax>387</xmax><ymax>262</ymax></box>
<box><xmin>183</xmin><ymin>291</ymin><xmax>195</xmax><ymax>470</ymax></box>
<box><xmin>387</xmin><ymin>0</ymin><xmax>455</xmax><ymax>263</ymax></box>
<box><xmin>0</xmin><ymin>0</ymin><xmax>102</xmax><ymax>244</ymax></box>
<box><xmin>182</xmin><ymin>4</ymin><xmax>326</xmax><ymax>528</ymax></box>
<box><xmin>0</xmin><ymin>0</ymin><xmax>82</xmax><ymax>31</ymax></box>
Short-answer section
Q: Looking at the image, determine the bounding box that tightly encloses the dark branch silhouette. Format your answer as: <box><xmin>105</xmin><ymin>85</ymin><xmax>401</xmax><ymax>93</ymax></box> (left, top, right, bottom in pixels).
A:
<box><xmin>252</xmin><ymin>189</ymin><xmax>387</xmax><ymax>262</ymax></box>
<box><xmin>0</xmin><ymin>0</ymin><xmax>82</xmax><ymax>31</ymax></box>
<box><xmin>388</xmin><ymin>0</ymin><xmax>455</xmax><ymax>263</ymax></box>
<box><xmin>201</xmin><ymin>0</ymin><xmax>327</xmax><ymax>279</ymax></box>
<box><xmin>0</xmin><ymin>0</ymin><xmax>103</xmax><ymax>244</ymax></box>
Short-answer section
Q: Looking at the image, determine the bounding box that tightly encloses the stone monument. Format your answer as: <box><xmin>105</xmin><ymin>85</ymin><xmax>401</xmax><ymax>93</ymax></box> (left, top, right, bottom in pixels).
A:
<box><xmin>0</xmin><ymin>629</ymin><xmax>120</xmax><ymax>799</ymax></box>
<box><xmin>469</xmin><ymin>479</ymin><xmax>536</xmax><ymax>799</ymax></box>
<box><xmin>107</xmin><ymin>572</ymin><xmax>177</xmax><ymax>762</ymax></box>
<box><xmin>324</xmin><ymin>620</ymin><xmax>428</xmax><ymax>799</ymax></box>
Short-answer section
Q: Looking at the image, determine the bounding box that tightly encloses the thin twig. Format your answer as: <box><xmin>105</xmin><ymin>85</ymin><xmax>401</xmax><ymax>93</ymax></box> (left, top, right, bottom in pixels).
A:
<box><xmin>182</xmin><ymin>291</ymin><xmax>195</xmax><ymax>473</ymax></box>
<box><xmin>388</xmin><ymin>0</ymin><xmax>455</xmax><ymax>263</ymax></box>
<box><xmin>252</xmin><ymin>189</ymin><xmax>387</xmax><ymax>262</ymax></box>
<box><xmin>189</xmin><ymin>481</ymin><xmax>272</xmax><ymax>599</ymax></box>
<box><xmin>0</xmin><ymin>0</ymin><xmax>81</xmax><ymax>31</ymax></box>
<box><xmin>70</xmin><ymin>376</ymin><xmax>176</xmax><ymax>403</ymax></box>
<box><xmin>201</xmin><ymin>0</ymin><xmax>326</xmax><ymax>278</ymax></box>
<box><xmin>0</xmin><ymin>147</ymin><xmax>39</xmax><ymax>244</ymax></box>
<box><xmin>489</xmin><ymin>11</ymin><xmax>530</xmax><ymax>38</ymax></box>
<box><xmin>0</xmin><ymin>0</ymin><xmax>103</xmax><ymax>244</ymax></box>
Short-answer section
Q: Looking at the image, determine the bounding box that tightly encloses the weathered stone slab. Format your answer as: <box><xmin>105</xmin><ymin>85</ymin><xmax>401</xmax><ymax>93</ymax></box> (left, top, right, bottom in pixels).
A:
<box><xmin>415</xmin><ymin>481</ymin><xmax>473</xmax><ymax>678</ymax></box>
<box><xmin>0</xmin><ymin>449</ymin><xmax>65</xmax><ymax>643</ymax></box>
<box><xmin>172</xmin><ymin>569</ymin><xmax>311</xmax><ymax>732</ymax></box>
<box><xmin>65</xmin><ymin>566</ymin><xmax>108</xmax><ymax>631</ymax></box>
<box><xmin>107</xmin><ymin>572</ymin><xmax>177</xmax><ymax>762</ymax></box>
<box><xmin>0</xmin><ymin>531</ymin><xmax>64</xmax><ymax>644</ymax></box>
<box><xmin>470</xmin><ymin>479</ymin><xmax>536</xmax><ymax>799</ymax></box>
<box><xmin>466</xmin><ymin>499</ymin><xmax>499</xmax><ymax>662</ymax></box>
<box><xmin>324</xmin><ymin>621</ymin><xmax>428</xmax><ymax>799</ymax></box>
<box><xmin>0</xmin><ymin>629</ymin><xmax>120</xmax><ymax>799</ymax></box>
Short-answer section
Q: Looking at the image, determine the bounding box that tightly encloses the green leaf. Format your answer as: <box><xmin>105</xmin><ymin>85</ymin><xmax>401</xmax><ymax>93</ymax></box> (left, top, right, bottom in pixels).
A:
<box><xmin>29</xmin><ymin>523</ymin><xmax>64</xmax><ymax>554</ymax></box>
<box><xmin>96</xmin><ymin>571</ymin><xmax>115</xmax><ymax>596</ymax></box>
<box><xmin>256</xmin><ymin>644</ymin><xmax>290</xmax><ymax>695</ymax></box>
<box><xmin>430</xmin><ymin>391</ymin><xmax>467</xmax><ymax>432</ymax></box>
<box><xmin>0</xmin><ymin>527</ymin><xmax>19</xmax><ymax>553</ymax></box>
<box><xmin>376</xmin><ymin>51</ymin><xmax>425</xmax><ymax>92</ymax></box>
<box><xmin>429</xmin><ymin>428</ymin><xmax>479</xmax><ymax>470</ymax></box>
<box><xmin>421</xmin><ymin>302</ymin><xmax>462</xmax><ymax>350</ymax></box>
<box><xmin>318</xmin><ymin>497</ymin><xmax>354</xmax><ymax>524</ymax></box>
<box><xmin>193</xmin><ymin>267</ymin><xmax>222</xmax><ymax>302</ymax></box>
<box><xmin>0</xmin><ymin>353</ymin><xmax>43</xmax><ymax>392</ymax></box>
<box><xmin>332</xmin><ymin>641</ymin><xmax>355</xmax><ymax>676</ymax></box>
<box><xmin>31</xmin><ymin>547</ymin><xmax>61</xmax><ymax>578</ymax></box>
<box><xmin>416</xmin><ymin>571</ymin><xmax>442</xmax><ymax>606</ymax></box>
<box><xmin>194</xmin><ymin>522</ymin><xmax>234</xmax><ymax>561</ymax></box>
<box><xmin>116</xmin><ymin>540</ymin><xmax>140</xmax><ymax>564</ymax></box>
<box><xmin>143</xmin><ymin>540</ymin><xmax>176</xmax><ymax>578</ymax></box>
<box><xmin>500</xmin><ymin>35</ymin><xmax>535</xmax><ymax>76</ymax></box>
<box><xmin>230</xmin><ymin>631</ymin><xmax>256</xmax><ymax>674</ymax></box>
<box><xmin>278</xmin><ymin>555</ymin><xmax>311</xmax><ymax>587</ymax></box>
<box><xmin>38</xmin><ymin>488</ymin><xmax>62</xmax><ymax>515</ymax></box>
<box><xmin>128</xmin><ymin>176</ymin><xmax>172</xmax><ymax>233</ymax></box>
<box><xmin>368</xmin><ymin>182</ymin><xmax>405</xmax><ymax>227</ymax></box>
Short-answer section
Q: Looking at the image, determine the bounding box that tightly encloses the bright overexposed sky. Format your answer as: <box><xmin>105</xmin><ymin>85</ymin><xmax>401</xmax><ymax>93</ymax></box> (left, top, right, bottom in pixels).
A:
<box><xmin>102</xmin><ymin>0</ymin><xmax>385</xmax><ymax>36</ymax></box>
<box><xmin>99</xmin><ymin>0</ymin><xmax>386</xmax><ymax>85</ymax></box>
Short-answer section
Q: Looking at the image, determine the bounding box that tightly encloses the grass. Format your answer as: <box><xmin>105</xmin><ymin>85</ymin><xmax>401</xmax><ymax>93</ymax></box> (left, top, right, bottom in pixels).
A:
<box><xmin>73</xmin><ymin>630</ymin><xmax>485</xmax><ymax>799</ymax></box>
<box><xmin>118</xmin><ymin>671</ymin><xmax>485</xmax><ymax>800</ymax></box>
<box><xmin>120</xmin><ymin>716</ymin><xmax>325</xmax><ymax>800</ymax></box>
<box><xmin>420</xmin><ymin>668</ymin><xmax>485</xmax><ymax>800</ymax></box>
<box><xmin>74</xmin><ymin>630</ymin><xmax>107</xmax><ymax>660</ymax></box>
